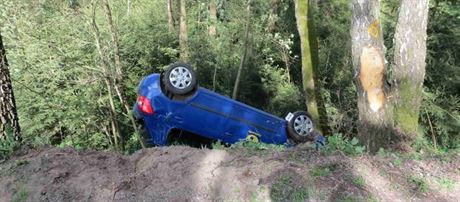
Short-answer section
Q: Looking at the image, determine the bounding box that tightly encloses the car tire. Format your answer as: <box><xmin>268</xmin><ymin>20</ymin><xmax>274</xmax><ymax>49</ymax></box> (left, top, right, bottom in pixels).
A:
<box><xmin>163</xmin><ymin>63</ymin><xmax>198</xmax><ymax>95</ymax></box>
<box><xmin>287</xmin><ymin>111</ymin><xmax>315</xmax><ymax>143</ymax></box>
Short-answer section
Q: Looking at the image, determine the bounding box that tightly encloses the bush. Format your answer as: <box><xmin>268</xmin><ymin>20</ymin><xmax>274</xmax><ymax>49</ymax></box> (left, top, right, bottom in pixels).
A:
<box><xmin>324</xmin><ymin>133</ymin><xmax>365</xmax><ymax>155</ymax></box>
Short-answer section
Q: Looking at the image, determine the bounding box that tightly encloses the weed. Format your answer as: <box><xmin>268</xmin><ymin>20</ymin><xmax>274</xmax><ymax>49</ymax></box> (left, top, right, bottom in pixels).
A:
<box><xmin>324</xmin><ymin>133</ymin><xmax>365</xmax><ymax>156</ymax></box>
<box><xmin>12</xmin><ymin>186</ymin><xmax>28</xmax><ymax>202</ymax></box>
<box><xmin>367</xmin><ymin>196</ymin><xmax>379</xmax><ymax>202</ymax></box>
<box><xmin>352</xmin><ymin>175</ymin><xmax>366</xmax><ymax>187</ymax></box>
<box><xmin>392</xmin><ymin>158</ymin><xmax>402</xmax><ymax>167</ymax></box>
<box><xmin>231</xmin><ymin>141</ymin><xmax>286</xmax><ymax>157</ymax></box>
<box><xmin>310</xmin><ymin>166</ymin><xmax>331</xmax><ymax>178</ymax></box>
<box><xmin>0</xmin><ymin>133</ymin><xmax>21</xmax><ymax>160</ymax></box>
<box><xmin>408</xmin><ymin>176</ymin><xmax>429</xmax><ymax>193</ymax></box>
<box><xmin>377</xmin><ymin>147</ymin><xmax>386</xmax><ymax>157</ymax></box>
<box><xmin>211</xmin><ymin>140</ymin><xmax>226</xmax><ymax>150</ymax></box>
<box><xmin>270</xmin><ymin>174</ymin><xmax>309</xmax><ymax>202</ymax></box>
<box><xmin>340</xmin><ymin>196</ymin><xmax>358</xmax><ymax>202</ymax></box>
<box><xmin>436</xmin><ymin>177</ymin><xmax>454</xmax><ymax>190</ymax></box>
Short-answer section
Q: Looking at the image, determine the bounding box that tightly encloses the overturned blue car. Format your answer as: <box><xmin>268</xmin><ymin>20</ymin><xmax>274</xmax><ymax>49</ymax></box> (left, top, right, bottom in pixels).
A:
<box><xmin>133</xmin><ymin>63</ymin><xmax>317</xmax><ymax>146</ymax></box>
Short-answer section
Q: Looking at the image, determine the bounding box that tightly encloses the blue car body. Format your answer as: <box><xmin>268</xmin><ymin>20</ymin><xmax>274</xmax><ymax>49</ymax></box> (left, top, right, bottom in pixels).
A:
<box><xmin>133</xmin><ymin>73</ymin><xmax>290</xmax><ymax>146</ymax></box>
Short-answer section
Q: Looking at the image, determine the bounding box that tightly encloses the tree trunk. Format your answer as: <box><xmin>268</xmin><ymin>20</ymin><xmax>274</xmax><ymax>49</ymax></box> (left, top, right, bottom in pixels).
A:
<box><xmin>0</xmin><ymin>33</ymin><xmax>21</xmax><ymax>142</ymax></box>
<box><xmin>232</xmin><ymin>0</ymin><xmax>251</xmax><ymax>100</ymax></box>
<box><xmin>351</xmin><ymin>0</ymin><xmax>393</xmax><ymax>152</ymax></box>
<box><xmin>392</xmin><ymin>0</ymin><xmax>429</xmax><ymax>144</ymax></box>
<box><xmin>267</xmin><ymin>0</ymin><xmax>278</xmax><ymax>32</ymax></box>
<box><xmin>208</xmin><ymin>0</ymin><xmax>217</xmax><ymax>37</ymax></box>
<box><xmin>166</xmin><ymin>0</ymin><xmax>175</xmax><ymax>32</ymax></box>
<box><xmin>179</xmin><ymin>0</ymin><xmax>189</xmax><ymax>62</ymax></box>
<box><xmin>294</xmin><ymin>0</ymin><xmax>322</xmax><ymax>130</ymax></box>
<box><xmin>91</xmin><ymin>4</ymin><xmax>123</xmax><ymax>150</ymax></box>
<box><xmin>103</xmin><ymin>0</ymin><xmax>144</xmax><ymax>148</ymax></box>
<box><xmin>127</xmin><ymin>0</ymin><xmax>131</xmax><ymax>16</ymax></box>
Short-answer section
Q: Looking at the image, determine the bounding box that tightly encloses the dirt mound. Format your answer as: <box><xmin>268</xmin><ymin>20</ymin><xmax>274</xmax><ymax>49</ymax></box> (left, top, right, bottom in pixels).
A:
<box><xmin>0</xmin><ymin>146</ymin><xmax>458</xmax><ymax>201</ymax></box>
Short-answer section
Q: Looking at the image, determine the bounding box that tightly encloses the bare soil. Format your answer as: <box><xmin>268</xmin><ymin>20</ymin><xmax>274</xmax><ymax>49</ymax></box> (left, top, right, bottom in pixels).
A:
<box><xmin>0</xmin><ymin>145</ymin><xmax>459</xmax><ymax>202</ymax></box>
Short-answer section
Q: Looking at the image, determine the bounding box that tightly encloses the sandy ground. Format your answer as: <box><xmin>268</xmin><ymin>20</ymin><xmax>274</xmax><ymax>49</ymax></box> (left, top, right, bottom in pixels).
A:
<box><xmin>0</xmin><ymin>145</ymin><xmax>459</xmax><ymax>202</ymax></box>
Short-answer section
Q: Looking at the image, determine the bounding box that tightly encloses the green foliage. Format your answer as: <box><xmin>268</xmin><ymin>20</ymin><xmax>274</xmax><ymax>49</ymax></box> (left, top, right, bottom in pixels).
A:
<box><xmin>0</xmin><ymin>132</ymin><xmax>20</xmax><ymax>160</ymax></box>
<box><xmin>211</xmin><ymin>140</ymin><xmax>226</xmax><ymax>150</ymax></box>
<box><xmin>12</xmin><ymin>186</ymin><xmax>29</xmax><ymax>202</ymax></box>
<box><xmin>325</xmin><ymin>133</ymin><xmax>365</xmax><ymax>155</ymax></box>
<box><xmin>0</xmin><ymin>0</ymin><xmax>458</xmax><ymax>152</ymax></box>
<box><xmin>270</xmin><ymin>174</ymin><xmax>309</xmax><ymax>202</ymax></box>
<box><xmin>310</xmin><ymin>166</ymin><xmax>331</xmax><ymax>178</ymax></box>
<box><xmin>351</xmin><ymin>175</ymin><xmax>366</xmax><ymax>187</ymax></box>
<box><xmin>420</xmin><ymin>90</ymin><xmax>460</xmax><ymax>149</ymax></box>
<box><xmin>408</xmin><ymin>175</ymin><xmax>429</xmax><ymax>193</ymax></box>
<box><xmin>230</xmin><ymin>141</ymin><xmax>286</xmax><ymax>153</ymax></box>
<box><xmin>436</xmin><ymin>177</ymin><xmax>454</xmax><ymax>190</ymax></box>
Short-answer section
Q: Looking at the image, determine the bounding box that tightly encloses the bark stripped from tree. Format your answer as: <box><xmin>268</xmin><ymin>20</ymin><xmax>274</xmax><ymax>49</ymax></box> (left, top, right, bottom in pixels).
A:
<box><xmin>208</xmin><ymin>0</ymin><xmax>217</xmax><ymax>37</ymax></box>
<box><xmin>232</xmin><ymin>0</ymin><xmax>251</xmax><ymax>100</ymax></box>
<box><xmin>351</xmin><ymin>0</ymin><xmax>392</xmax><ymax>152</ymax></box>
<box><xmin>392</xmin><ymin>0</ymin><xmax>429</xmax><ymax>142</ymax></box>
<box><xmin>0</xmin><ymin>33</ymin><xmax>21</xmax><ymax>142</ymax></box>
<box><xmin>294</xmin><ymin>0</ymin><xmax>322</xmax><ymax>130</ymax></box>
<box><xmin>166</xmin><ymin>0</ymin><xmax>175</xmax><ymax>32</ymax></box>
<box><xmin>179</xmin><ymin>0</ymin><xmax>189</xmax><ymax>62</ymax></box>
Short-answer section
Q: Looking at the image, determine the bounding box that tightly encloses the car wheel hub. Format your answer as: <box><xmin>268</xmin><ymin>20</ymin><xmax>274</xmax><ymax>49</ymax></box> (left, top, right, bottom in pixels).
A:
<box><xmin>293</xmin><ymin>115</ymin><xmax>313</xmax><ymax>136</ymax></box>
<box><xmin>169</xmin><ymin>66</ymin><xmax>192</xmax><ymax>89</ymax></box>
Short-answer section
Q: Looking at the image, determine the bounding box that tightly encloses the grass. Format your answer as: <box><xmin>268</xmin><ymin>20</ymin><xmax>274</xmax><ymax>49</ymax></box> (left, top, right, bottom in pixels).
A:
<box><xmin>310</xmin><ymin>166</ymin><xmax>331</xmax><ymax>178</ymax></box>
<box><xmin>436</xmin><ymin>177</ymin><xmax>455</xmax><ymax>190</ymax></box>
<box><xmin>12</xmin><ymin>186</ymin><xmax>29</xmax><ymax>202</ymax></box>
<box><xmin>270</xmin><ymin>174</ymin><xmax>309</xmax><ymax>202</ymax></box>
<box><xmin>408</xmin><ymin>176</ymin><xmax>429</xmax><ymax>193</ymax></box>
<box><xmin>351</xmin><ymin>175</ymin><xmax>366</xmax><ymax>187</ymax></box>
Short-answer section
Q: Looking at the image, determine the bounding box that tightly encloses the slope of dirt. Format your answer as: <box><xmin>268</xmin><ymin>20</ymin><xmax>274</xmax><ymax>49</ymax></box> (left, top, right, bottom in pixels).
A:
<box><xmin>0</xmin><ymin>145</ymin><xmax>458</xmax><ymax>202</ymax></box>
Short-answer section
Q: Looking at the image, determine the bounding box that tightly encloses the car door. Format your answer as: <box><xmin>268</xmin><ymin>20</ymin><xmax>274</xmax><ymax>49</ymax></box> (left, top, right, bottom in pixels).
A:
<box><xmin>179</xmin><ymin>89</ymin><xmax>232</xmax><ymax>140</ymax></box>
<box><xmin>225</xmin><ymin>103</ymin><xmax>283</xmax><ymax>143</ymax></box>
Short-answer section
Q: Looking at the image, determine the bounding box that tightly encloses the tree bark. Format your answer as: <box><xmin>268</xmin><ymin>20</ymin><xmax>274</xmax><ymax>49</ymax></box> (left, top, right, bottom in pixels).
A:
<box><xmin>103</xmin><ymin>0</ymin><xmax>144</xmax><ymax>148</ymax></box>
<box><xmin>127</xmin><ymin>0</ymin><xmax>131</xmax><ymax>16</ymax></box>
<box><xmin>166</xmin><ymin>0</ymin><xmax>175</xmax><ymax>32</ymax></box>
<box><xmin>0</xmin><ymin>33</ymin><xmax>21</xmax><ymax>142</ymax></box>
<box><xmin>267</xmin><ymin>0</ymin><xmax>278</xmax><ymax>32</ymax></box>
<box><xmin>92</xmin><ymin>4</ymin><xmax>122</xmax><ymax>150</ymax></box>
<box><xmin>351</xmin><ymin>0</ymin><xmax>393</xmax><ymax>152</ymax></box>
<box><xmin>294</xmin><ymin>0</ymin><xmax>322</xmax><ymax>131</ymax></box>
<box><xmin>392</xmin><ymin>0</ymin><xmax>429</xmax><ymax>143</ymax></box>
<box><xmin>232</xmin><ymin>0</ymin><xmax>251</xmax><ymax>100</ymax></box>
<box><xmin>208</xmin><ymin>0</ymin><xmax>217</xmax><ymax>37</ymax></box>
<box><xmin>179</xmin><ymin>0</ymin><xmax>189</xmax><ymax>62</ymax></box>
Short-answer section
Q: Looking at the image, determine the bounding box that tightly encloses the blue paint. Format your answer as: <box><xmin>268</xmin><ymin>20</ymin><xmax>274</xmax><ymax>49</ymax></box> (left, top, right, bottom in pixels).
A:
<box><xmin>133</xmin><ymin>74</ymin><xmax>289</xmax><ymax>146</ymax></box>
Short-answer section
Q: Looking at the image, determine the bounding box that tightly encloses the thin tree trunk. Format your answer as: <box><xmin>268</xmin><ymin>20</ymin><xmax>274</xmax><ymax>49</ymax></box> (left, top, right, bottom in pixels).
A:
<box><xmin>212</xmin><ymin>67</ymin><xmax>218</xmax><ymax>91</ymax></box>
<box><xmin>0</xmin><ymin>33</ymin><xmax>21</xmax><ymax>142</ymax></box>
<box><xmin>267</xmin><ymin>0</ymin><xmax>278</xmax><ymax>32</ymax></box>
<box><xmin>208</xmin><ymin>0</ymin><xmax>217</xmax><ymax>37</ymax></box>
<box><xmin>91</xmin><ymin>4</ymin><xmax>122</xmax><ymax>150</ymax></box>
<box><xmin>179</xmin><ymin>0</ymin><xmax>189</xmax><ymax>62</ymax></box>
<box><xmin>166</xmin><ymin>0</ymin><xmax>175</xmax><ymax>32</ymax></box>
<box><xmin>103</xmin><ymin>0</ymin><xmax>144</xmax><ymax>148</ymax></box>
<box><xmin>294</xmin><ymin>0</ymin><xmax>322</xmax><ymax>130</ymax></box>
<box><xmin>127</xmin><ymin>0</ymin><xmax>131</xmax><ymax>16</ymax></box>
<box><xmin>232</xmin><ymin>0</ymin><xmax>251</xmax><ymax>100</ymax></box>
<box><xmin>392</xmin><ymin>0</ymin><xmax>429</xmax><ymax>146</ymax></box>
<box><xmin>351</xmin><ymin>0</ymin><xmax>393</xmax><ymax>152</ymax></box>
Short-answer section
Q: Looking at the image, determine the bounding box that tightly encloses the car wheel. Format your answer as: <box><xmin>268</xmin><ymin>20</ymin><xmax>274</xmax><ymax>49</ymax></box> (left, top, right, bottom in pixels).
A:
<box><xmin>287</xmin><ymin>111</ymin><xmax>315</xmax><ymax>143</ymax></box>
<box><xmin>163</xmin><ymin>63</ymin><xmax>197</xmax><ymax>95</ymax></box>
